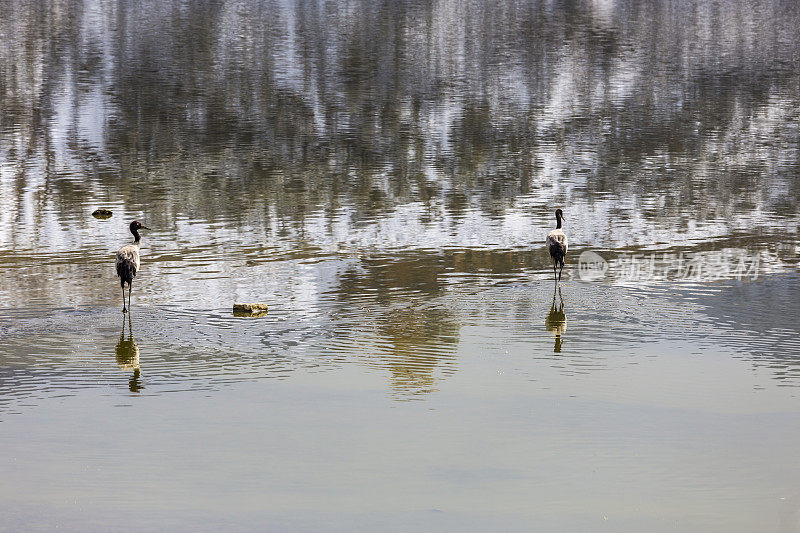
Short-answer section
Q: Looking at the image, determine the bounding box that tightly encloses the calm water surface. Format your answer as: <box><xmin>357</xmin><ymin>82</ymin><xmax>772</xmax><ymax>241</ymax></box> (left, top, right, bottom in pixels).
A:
<box><xmin>1</xmin><ymin>1</ymin><xmax>800</xmax><ymax>531</ymax></box>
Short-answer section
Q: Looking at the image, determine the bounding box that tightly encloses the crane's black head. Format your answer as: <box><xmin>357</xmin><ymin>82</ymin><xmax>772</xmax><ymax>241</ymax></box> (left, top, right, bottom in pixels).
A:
<box><xmin>555</xmin><ymin>209</ymin><xmax>564</xmax><ymax>228</ymax></box>
<box><xmin>129</xmin><ymin>220</ymin><xmax>151</xmax><ymax>235</ymax></box>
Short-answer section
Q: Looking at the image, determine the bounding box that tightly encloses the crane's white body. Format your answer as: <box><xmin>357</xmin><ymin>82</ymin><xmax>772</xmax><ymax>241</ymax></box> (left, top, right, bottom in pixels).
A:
<box><xmin>115</xmin><ymin>243</ymin><xmax>141</xmax><ymax>280</ymax></box>
<box><xmin>546</xmin><ymin>229</ymin><xmax>568</xmax><ymax>257</ymax></box>
<box><xmin>546</xmin><ymin>210</ymin><xmax>568</xmax><ymax>282</ymax></box>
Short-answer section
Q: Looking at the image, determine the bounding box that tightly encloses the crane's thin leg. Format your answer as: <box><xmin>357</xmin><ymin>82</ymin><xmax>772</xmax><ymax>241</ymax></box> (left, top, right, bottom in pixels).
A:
<box><xmin>558</xmin><ymin>261</ymin><xmax>563</xmax><ymax>281</ymax></box>
<box><xmin>128</xmin><ymin>283</ymin><xmax>133</xmax><ymax>313</ymax></box>
<box><xmin>122</xmin><ymin>285</ymin><xmax>127</xmax><ymax>313</ymax></box>
<box><xmin>553</xmin><ymin>261</ymin><xmax>557</xmax><ymax>283</ymax></box>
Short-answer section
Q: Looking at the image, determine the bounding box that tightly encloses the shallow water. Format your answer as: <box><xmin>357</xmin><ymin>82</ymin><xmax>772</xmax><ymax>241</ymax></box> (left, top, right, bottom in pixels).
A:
<box><xmin>1</xmin><ymin>0</ymin><xmax>800</xmax><ymax>531</ymax></box>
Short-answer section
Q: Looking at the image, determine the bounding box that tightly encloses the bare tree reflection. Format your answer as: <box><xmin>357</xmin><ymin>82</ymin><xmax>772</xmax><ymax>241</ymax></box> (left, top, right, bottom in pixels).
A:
<box><xmin>1</xmin><ymin>0</ymin><xmax>798</xmax><ymax>240</ymax></box>
<box><xmin>378</xmin><ymin>306</ymin><xmax>459</xmax><ymax>398</ymax></box>
<box><xmin>335</xmin><ymin>254</ymin><xmax>460</xmax><ymax>398</ymax></box>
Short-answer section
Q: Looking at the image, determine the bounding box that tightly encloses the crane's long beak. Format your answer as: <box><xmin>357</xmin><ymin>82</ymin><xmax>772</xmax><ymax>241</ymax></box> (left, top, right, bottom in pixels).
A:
<box><xmin>142</xmin><ymin>225</ymin><xmax>152</xmax><ymax>230</ymax></box>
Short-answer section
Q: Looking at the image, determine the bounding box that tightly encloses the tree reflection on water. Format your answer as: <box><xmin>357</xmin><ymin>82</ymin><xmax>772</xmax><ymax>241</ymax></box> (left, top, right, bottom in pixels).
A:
<box><xmin>1</xmin><ymin>0</ymin><xmax>797</xmax><ymax>252</ymax></box>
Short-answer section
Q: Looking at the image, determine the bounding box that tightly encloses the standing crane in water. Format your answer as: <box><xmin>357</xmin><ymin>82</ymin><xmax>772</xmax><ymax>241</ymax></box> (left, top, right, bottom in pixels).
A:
<box><xmin>116</xmin><ymin>220</ymin><xmax>151</xmax><ymax>313</ymax></box>
<box><xmin>547</xmin><ymin>209</ymin><xmax>568</xmax><ymax>282</ymax></box>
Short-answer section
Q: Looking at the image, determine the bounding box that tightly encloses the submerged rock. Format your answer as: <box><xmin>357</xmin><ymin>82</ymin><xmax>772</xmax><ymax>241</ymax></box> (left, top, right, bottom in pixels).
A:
<box><xmin>92</xmin><ymin>209</ymin><xmax>113</xmax><ymax>219</ymax></box>
<box><xmin>233</xmin><ymin>303</ymin><xmax>269</xmax><ymax>317</ymax></box>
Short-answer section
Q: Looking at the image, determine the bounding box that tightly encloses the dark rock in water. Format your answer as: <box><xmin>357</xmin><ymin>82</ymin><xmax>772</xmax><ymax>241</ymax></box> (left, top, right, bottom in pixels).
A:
<box><xmin>233</xmin><ymin>303</ymin><xmax>269</xmax><ymax>317</ymax></box>
<box><xmin>92</xmin><ymin>209</ymin><xmax>113</xmax><ymax>219</ymax></box>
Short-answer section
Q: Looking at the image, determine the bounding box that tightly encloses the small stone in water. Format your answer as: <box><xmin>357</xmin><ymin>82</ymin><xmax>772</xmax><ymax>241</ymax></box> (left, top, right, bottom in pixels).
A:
<box><xmin>92</xmin><ymin>209</ymin><xmax>113</xmax><ymax>219</ymax></box>
<box><xmin>233</xmin><ymin>303</ymin><xmax>269</xmax><ymax>317</ymax></box>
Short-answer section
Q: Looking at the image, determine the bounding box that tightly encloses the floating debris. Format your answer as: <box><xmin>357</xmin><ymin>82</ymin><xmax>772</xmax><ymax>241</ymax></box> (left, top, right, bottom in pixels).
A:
<box><xmin>233</xmin><ymin>303</ymin><xmax>269</xmax><ymax>317</ymax></box>
<box><xmin>92</xmin><ymin>209</ymin><xmax>113</xmax><ymax>219</ymax></box>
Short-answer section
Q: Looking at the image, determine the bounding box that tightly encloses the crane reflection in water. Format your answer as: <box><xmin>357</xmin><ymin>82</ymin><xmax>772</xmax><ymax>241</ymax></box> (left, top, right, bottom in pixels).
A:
<box><xmin>115</xmin><ymin>314</ymin><xmax>143</xmax><ymax>393</ymax></box>
<box><xmin>545</xmin><ymin>285</ymin><xmax>567</xmax><ymax>354</ymax></box>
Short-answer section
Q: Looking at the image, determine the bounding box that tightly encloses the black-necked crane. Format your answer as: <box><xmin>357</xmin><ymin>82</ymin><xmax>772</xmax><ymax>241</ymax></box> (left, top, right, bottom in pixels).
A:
<box><xmin>116</xmin><ymin>220</ymin><xmax>150</xmax><ymax>313</ymax></box>
<box><xmin>546</xmin><ymin>209</ymin><xmax>568</xmax><ymax>282</ymax></box>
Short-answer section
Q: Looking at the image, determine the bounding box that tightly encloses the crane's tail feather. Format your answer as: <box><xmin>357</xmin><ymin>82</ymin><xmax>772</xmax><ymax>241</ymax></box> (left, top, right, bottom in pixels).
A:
<box><xmin>116</xmin><ymin>261</ymin><xmax>137</xmax><ymax>287</ymax></box>
<box><xmin>548</xmin><ymin>241</ymin><xmax>566</xmax><ymax>263</ymax></box>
